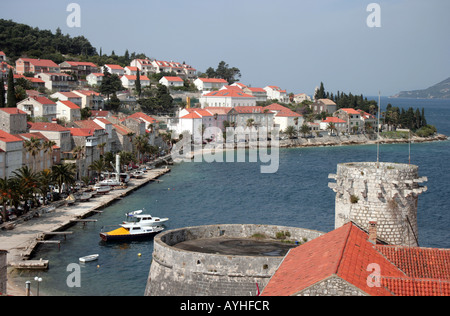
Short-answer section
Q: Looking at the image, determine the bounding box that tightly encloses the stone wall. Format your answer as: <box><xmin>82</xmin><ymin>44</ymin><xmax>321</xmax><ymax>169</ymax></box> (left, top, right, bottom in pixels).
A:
<box><xmin>297</xmin><ymin>276</ymin><xmax>367</xmax><ymax>296</ymax></box>
<box><xmin>329</xmin><ymin>162</ymin><xmax>427</xmax><ymax>246</ymax></box>
<box><xmin>0</xmin><ymin>250</ymin><xmax>7</xmax><ymax>295</ymax></box>
<box><xmin>145</xmin><ymin>224</ymin><xmax>324</xmax><ymax>296</ymax></box>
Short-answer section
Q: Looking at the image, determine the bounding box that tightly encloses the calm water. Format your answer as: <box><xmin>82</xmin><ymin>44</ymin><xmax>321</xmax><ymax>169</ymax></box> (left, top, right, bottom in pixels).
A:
<box><xmin>12</xmin><ymin>97</ymin><xmax>450</xmax><ymax>296</ymax></box>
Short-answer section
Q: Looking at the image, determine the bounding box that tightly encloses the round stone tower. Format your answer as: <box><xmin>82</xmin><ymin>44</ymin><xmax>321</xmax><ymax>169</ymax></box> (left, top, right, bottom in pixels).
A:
<box><xmin>328</xmin><ymin>162</ymin><xmax>427</xmax><ymax>247</ymax></box>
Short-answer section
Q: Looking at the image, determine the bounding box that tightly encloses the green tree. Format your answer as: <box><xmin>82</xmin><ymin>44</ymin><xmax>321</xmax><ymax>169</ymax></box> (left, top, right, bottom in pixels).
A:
<box><xmin>135</xmin><ymin>68</ymin><xmax>142</xmax><ymax>98</ymax></box>
<box><xmin>80</xmin><ymin>107</ymin><xmax>92</xmax><ymax>120</ymax></box>
<box><xmin>284</xmin><ymin>126</ymin><xmax>298</xmax><ymax>139</ymax></box>
<box><xmin>300</xmin><ymin>123</ymin><xmax>310</xmax><ymax>137</ymax></box>
<box><xmin>0</xmin><ymin>78</ymin><xmax>5</xmax><ymax>107</ymax></box>
<box><xmin>23</xmin><ymin>137</ymin><xmax>42</xmax><ymax>170</ymax></box>
<box><xmin>51</xmin><ymin>163</ymin><xmax>76</xmax><ymax>194</ymax></box>
<box><xmin>6</xmin><ymin>68</ymin><xmax>16</xmax><ymax>107</ymax></box>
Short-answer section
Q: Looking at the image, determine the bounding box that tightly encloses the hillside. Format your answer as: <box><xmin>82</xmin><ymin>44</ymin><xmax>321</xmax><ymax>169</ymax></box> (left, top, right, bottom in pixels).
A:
<box><xmin>393</xmin><ymin>77</ymin><xmax>450</xmax><ymax>99</ymax></box>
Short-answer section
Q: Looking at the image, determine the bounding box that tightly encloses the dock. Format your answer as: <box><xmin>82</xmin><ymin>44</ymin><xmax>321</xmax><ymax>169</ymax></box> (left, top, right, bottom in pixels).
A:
<box><xmin>0</xmin><ymin>167</ymin><xmax>172</xmax><ymax>270</ymax></box>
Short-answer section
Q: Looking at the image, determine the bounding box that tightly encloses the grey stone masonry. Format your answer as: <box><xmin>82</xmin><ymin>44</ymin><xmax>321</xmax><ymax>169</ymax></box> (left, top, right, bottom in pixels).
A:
<box><xmin>328</xmin><ymin>162</ymin><xmax>427</xmax><ymax>247</ymax></box>
<box><xmin>0</xmin><ymin>250</ymin><xmax>7</xmax><ymax>295</ymax></box>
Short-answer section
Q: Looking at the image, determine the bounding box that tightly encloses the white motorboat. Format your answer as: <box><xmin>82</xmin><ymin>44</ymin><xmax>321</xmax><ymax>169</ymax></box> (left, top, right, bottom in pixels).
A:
<box><xmin>94</xmin><ymin>185</ymin><xmax>111</xmax><ymax>194</ymax></box>
<box><xmin>124</xmin><ymin>210</ymin><xmax>169</xmax><ymax>227</ymax></box>
<box><xmin>79</xmin><ymin>254</ymin><xmax>99</xmax><ymax>263</ymax></box>
<box><xmin>99</xmin><ymin>179</ymin><xmax>121</xmax><ymax>186</ymax></box>
<box><xmin>99</xmin><ymin>210</ymin><xmax>168</xmax><ymax>242</ymax></box>
<box><xmin>132</xmin><ymin>170</ymin><xmax>144</xmax><ymax>179</ymax></box>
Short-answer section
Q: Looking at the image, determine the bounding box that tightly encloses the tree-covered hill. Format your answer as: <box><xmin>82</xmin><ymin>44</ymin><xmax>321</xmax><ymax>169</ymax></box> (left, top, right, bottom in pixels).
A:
<box><xmin>393</xmin><ymin>77</ymin><xmax>450</xmax><ymax>99</ymax></box>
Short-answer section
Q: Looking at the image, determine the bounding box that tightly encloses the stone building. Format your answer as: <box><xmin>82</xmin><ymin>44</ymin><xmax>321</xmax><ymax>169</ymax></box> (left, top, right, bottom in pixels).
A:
<box><xmin>0</xmin><ymin>108</ymin><xmax>28</xmax><ymax>135</ymax></box>
<box><xmin>328</xmin><ymin>162</ymin><xmax>427</xmax><ymax>247</ymax></box>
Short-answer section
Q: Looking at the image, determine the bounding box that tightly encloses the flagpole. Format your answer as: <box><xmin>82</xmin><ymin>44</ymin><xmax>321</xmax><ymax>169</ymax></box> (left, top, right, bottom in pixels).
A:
<box><xmin>377</xmin><ymin>91</ymin><xmax>381</xmax><ymax>166</ymax></box>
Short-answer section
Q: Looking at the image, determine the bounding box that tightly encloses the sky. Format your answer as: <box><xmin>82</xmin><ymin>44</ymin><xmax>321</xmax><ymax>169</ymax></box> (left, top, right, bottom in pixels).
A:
<box><xmin>1</xmin><ymin>0</ymin><xmax>449</xmax><ymax>97</ymax></box>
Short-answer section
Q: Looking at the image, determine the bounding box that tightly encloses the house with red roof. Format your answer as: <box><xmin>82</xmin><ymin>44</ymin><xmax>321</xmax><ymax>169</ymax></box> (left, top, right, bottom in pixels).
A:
<box><xmin>15</xmin><ymin>58</ymin><xmax>60</xmax><ymax>74</ymax></box>
<box><xmin>34</xmin><ymin>72</ymin><xmax>76</xmax><ymax>91</ymax></box>
<box><xmin>0</xmin><ymin>107</ymin><xmax>28</xmax><ymax>134</ymax></box>
<box><xmin>0</xmin><ymin>61</ymin><xmax>13</xmax><ymax>80</ymax></box>
<box><xmin>13</xmin><ymin>74</ymin><xmax>45</xmax><ymax>90</ymax></box>
<box><xmin>51</xmin><ymin>91</ymin><xmax>82</xmax><ymax>107</ymax></box>
<box><xmin>200</xmin><ymin>89</ymin><xmax>257</xmax><ymax>108</ymax></box>
<box><xmin>17</xmin><ymin>132</ymin><xmax>58</xmax><ymax>171</ymax></box>
<box><xmin>17</xmin><ymin>96</ymin><xmax>57</xmax><ymax>121</ymax></box>
<box><xmin>0</xmin><ymin>129</ymin><xmax>23</xmax><ymax>178</ymax></box>
<box><xmin>194</xmin><ymin>78</ymin><xmax>228</xmax><ymax>92</ymax></box>
<box><xmin>264</xmin><ymin>103</ymin><xmax>303</xmax><ymax>132</ymax></box>
<box><xmin>124</xmin><ymin>66</ymin><xmax>138</xmax><ymax>76</ymax></box>
<box><xmin>86</xmin><ymin>73</ymin><xmax>104</xmax><ymax>86</ymax></box>
<box><xmin>130</xmin><ymin>59</ymin><xmax>156</xmax><ymax>76</ymax></box>
<box><xmin>59</xmin><ymin>61</ymin><xmax>99</xmax><ymax>77</ymax></box>
<box><xmin>104</xmin><ymin>64</ymin><xmax>124</xmax><ymax>76</ymax></box>
<box><xmin>28</xmin><ymin>122</ymin><xmax>72</xmax><ymax>155</ymax></box>
<box><xmin>320</xmin><ymin>116</ymin><xmax>347</xmax><ymax>134</ymax></box>
<box><xmin>262</xmin><ymin>221</ymin><xmax>450</xmax><ymax>296</ymax></box>
<box><xmin>120</xmin><ymin>74</ymin><xmax>150</xmax><ymax>90</ymax></box>
<box><xmin>159</xmin><ymin>76</ymin><xmax>184</xmax><ymax>88</ymax></box>
<box><xmin>72</xmin><ymin>90</ymin><xmax>104</xmax><ymax>110</ymax></box>
<box><xmin>335</xmin><ymin>108</ymin><xmax>362</xmax><ymax>133</ymax></box>
<box><xmin>56</xmin><ymin>100</ymin><xmax>81</xmax><ymax>122</ymax></box>
<box><xmin>227</xmin><ymin>106</ymin><xmax>274</xmax><ymax>130</ymax></box>
<box><xmin>264</xmin><ymin>86</ymin><xmax>289</xmax><ymax>103</ymax></box>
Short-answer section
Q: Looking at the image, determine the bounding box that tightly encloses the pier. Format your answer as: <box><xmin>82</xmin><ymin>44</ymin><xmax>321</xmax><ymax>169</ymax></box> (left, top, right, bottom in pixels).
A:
<box><xmin>0</xmin><ymin>167</ymin><xmax>171</xmax><ymax>271</ymax></box>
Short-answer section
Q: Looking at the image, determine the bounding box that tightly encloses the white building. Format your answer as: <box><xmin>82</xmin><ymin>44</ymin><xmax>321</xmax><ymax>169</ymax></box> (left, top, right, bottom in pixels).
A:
<box><xmin>17</xmin><ymin>96</ymin><xmax>57</xmax><ymax>121</ymax></box>
<box><xmin>120</xmin><ymin>75</ymin><xmax>151</xmax><ymax>90</ymax></box>
<box><xmin>56</xmin><ymin>100</ymin><xmax>81</xmax><ymax>122</ymax></box>
<box><xmin>294</xmin><ymin>93</ymin><xmax>312</xmax><ymax>103</ymax></box>
<box><xmin>130</xmin><ymin>59</ymin><xmax>156</xmax><ymax>76</ymax></box>
<box><xmin>194</xmin><ymin>78</ymin><xmax>228</xmax><ymax>92</ymax></box>
<box><xmin>200</xmin><ymin>89</ymin><xmax>256</xmax><ymax>108</ymax></box>
<box><xmin>265</xmin><ymin>103</ymin><xmax>303</xmax><ymax>132</ymax></box>
<box><xmin>319</xmin><ymin>117</ymin><xmax>347</xmax><ymax>134</ymax></box>
<box><xmin>34</xmin><ymin>72</ymin><xmax>76</xmax><ymax>91</ymax></box>
<box><xmin>51</xmin><ymin>92</ymin><xmax>82</xmax><ymax>107</ymax></box>
<box><xmin>86</xmin><ymin>73</ymin><xmax>104</xmax><ymax>86</ymax></box>
<box><xmin>264</xmin><ymin>86</ymin><xmax>289</xmax><ymax>103</ymax></box>
<box><xmin>0</xmin><ymin>130</ymin><xmax>23</xmax><ymax>179</ymax></box>
<box><xmin>104</xmin><ymin>64</ymin><xmax>125</xmax><ymax>76</ymax></box>
<box><xmin>159</xmin><ymin>76</ymin><xmax>184</xmax><ymax>88</ymax></box>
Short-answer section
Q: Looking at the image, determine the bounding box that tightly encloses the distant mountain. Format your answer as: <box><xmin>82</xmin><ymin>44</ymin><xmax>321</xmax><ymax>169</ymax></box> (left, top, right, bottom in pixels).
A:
<box><xmin>392</xmin><ymin>77</ymin><xmax>450</xmax><ymax>99</ymax></box>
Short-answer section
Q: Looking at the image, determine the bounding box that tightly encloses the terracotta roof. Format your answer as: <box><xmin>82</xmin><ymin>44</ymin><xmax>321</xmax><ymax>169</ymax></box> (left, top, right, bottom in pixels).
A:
<box><xmin>70</xmin><ymin>128</ymin><xmax>94</xmax><ymax>137</ymax></box>
<box><xmin>0</xmin><ymin>107</ymin><xmax>27</xmax><ymax>115</ymax></box>
<box><xmin>181</xmin><ymin>112</ymin><xmax>202</xmax><ymax>119</ymax></box>
<box><xmin>317</xmin><ymin>99</ymin><xmax>337</xmax><ymax>105</ymax></box>
<box><xmin>198</xmin><ymin>78</ymin><xmax>228</xmax><ymax>83</ymax></box>
<box><xmin>340</xmin><ymin>108</ymin><xmax>361</xmax><ymax>115</ymax></box>
<box><xmin>105</xmin><ymin>64</ymin><xmax>124</xmax><ymax>70</ymax></box>
<box><xmin>18</xmin><ymin>58</ymin><xmax>59</xmax><ymax>68</ymax></box>
<box><xmin>203</xmin><ymin>107</ymin><xmax>233</xmax><ymax>115</ymax></box>
<box><xmin>54</xmin><ymin>92</ymin><xmax>82</xmax><ymax>99</ymax></box>
<box><xmin>265</xmin><ymin>103</ymin><xmax>301</xmax><ymax>117</ymax></box>
<box><xmin>18</xmin><ymin>132</ymin><xmax>48</xmax><ymax>141</ymax></box>
<box><xmin>161</xmin><ymin>76</ymin><xmax>183</xmax><ymax>82</ymax></box>
<box><xmin>127</xmin><ymin>112</ymin><xmax>157</xmax><ymax>124</ymax></box>
<box><xmin>58</xmin><ymin>100</ymin><xmax>80</xmax><ymax>110</ymax></box>
<box><xmin>0</xmin><ymin>129</ymin><xmax>23</xmax><ymax>143</ymax></box>
<box><xmin>27</xmin><ymin>97</ymin><xmax>56</xmax><ymax>105</ymax></box>
<box><xmin>231</xmin><ymin>106</ymin><xmax>266</xmax><ymax>114</ymax></box>
<box><xmin>94</xmin><ymin>117</ymin><xmax>112</xmax><ymax>125</ymax></box>
<box><xmin>64</xmin><ymin>61</ymin><xmax>98</xmax><ymax>68</ymax></box>
<box><xmin>322</xmin><ymin>117</ymin><xmax>346</xmax><ymax>124</ymax></box>
<box><xmin>89</xmin><ymin>73</ymin><xmax>104</xmax><ymax>77</ymax></box>
<box><xmin>29</xmin><ymin>122</ymin><xmax>70</xmax><ymax>132</ymax></box>
<box><xmin>262</xmin><ymin>222</ymin><xmax>450</xmax><ymax>296</ymax></box>
<box><xmin>204</xmin><ymin>89</ymin><xmax>255</xmax><ymax>98</ymax></box>
<box><xmin>75</xmin><ymin>120</ymin><xmax>104</xmax><ymax>131</ymax></box>
<box><xmin>122</xmin><ymin>75</ymin><xmax>150</xmax><ymax>81</ymax></box>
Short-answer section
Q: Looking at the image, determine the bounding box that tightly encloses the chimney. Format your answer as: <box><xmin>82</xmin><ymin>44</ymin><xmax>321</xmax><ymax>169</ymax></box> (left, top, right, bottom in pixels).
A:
<box><xmin>368</xmin><ymin>221</ymin><xmax>377</xmax><ymax>244</ymax></box>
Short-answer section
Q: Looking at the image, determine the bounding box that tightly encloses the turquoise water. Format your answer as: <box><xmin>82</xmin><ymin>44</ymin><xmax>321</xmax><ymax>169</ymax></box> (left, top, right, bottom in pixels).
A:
<box><xmin>12</xmin><ymin>97</ymin><xmax>450</xmax><ymax>296</ymax></box>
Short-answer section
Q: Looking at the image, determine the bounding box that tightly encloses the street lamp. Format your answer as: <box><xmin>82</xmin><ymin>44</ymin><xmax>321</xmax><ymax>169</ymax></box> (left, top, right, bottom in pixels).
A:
<box><xmin>34</xmin><ymin>276</ymin><xmax>42</xmax><ymax>296</ymax></box>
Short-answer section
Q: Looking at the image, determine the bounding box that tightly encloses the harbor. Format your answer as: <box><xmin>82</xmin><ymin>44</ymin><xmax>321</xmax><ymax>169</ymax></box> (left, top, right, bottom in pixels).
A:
<box><xmin>0</xmin><ymin>165</ymin><xmax>171</xmax><ymax>295</ymax></box>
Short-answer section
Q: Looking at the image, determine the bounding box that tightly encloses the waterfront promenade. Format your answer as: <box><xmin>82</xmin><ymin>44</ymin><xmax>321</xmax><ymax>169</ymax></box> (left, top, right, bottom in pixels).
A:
<box><xmin>0</xmin><ymin>166</ymin><xmax>171</xmax><ymax>295</ymax></box>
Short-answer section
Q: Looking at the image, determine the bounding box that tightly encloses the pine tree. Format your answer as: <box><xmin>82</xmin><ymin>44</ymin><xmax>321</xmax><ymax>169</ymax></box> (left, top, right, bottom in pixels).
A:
<box><xmin>6</xmin><ymin>68</ymin><xmax>16</xmax><ymax>107</ymax></box>
<box><xmin>0</xmin><ymin>78</ymin><xmax>5</xmax><ymax>107</ymax></box>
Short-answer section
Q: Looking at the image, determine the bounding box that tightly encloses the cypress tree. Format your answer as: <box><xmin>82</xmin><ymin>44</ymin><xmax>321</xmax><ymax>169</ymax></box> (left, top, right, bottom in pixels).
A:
<box><xmin>135</xmin><ymin>68</ymin><xmax>141</xmax><ymax>98</ymax></box>
<box><xmin>421</xmin><ymin>108</ymin><xmax>427</xmax><ymax>126</ymax></box>
<box><xmin>0</xmin><ymin>78</ymin><xmax>5</xmax><ymax>107</ymax></box>
<box><xmin>6</xmin><ymin>68</ymin><xmax>16</xmax><ymax>107</ymax></box>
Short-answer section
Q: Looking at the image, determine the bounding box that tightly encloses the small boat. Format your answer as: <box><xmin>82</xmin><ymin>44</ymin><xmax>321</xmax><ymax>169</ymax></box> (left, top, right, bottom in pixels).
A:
<box><xmin>100</xmin><ymin>225</ymin><xmax>164</xmax><ymax>242</ymax></box>
<box><xmin>79</xmin><ymin>254</ymin><xmax>99</xmax><ymax>263</ymax></box>
<box><xmin>78</xmin><ymin>193</ymin><xmax>92</xmax><ymax>202</ymax></box>
<box><xmin>124</xmin><ymin>210</ymin><xmax>169</xmax><ymax>227</ymax></box>
<box><xmin>94</xmin><ymin>184</ymin><xmax>111</xmax><ymax>195</ymax></box>
<box><xmin>65</xmin><ymin>194</ymin><xmax>76</xmax><ymax>205</ymax></box>
<box><xmin>99</xmin><ymin>179</ymin><xmax>121</xmax><ymax>186</ymax></box>
<box><xmin>100</xmin><ymin>210</ymin><xmax>168</xmax><ymax>242</ymax></box>
<box><xmin>132</xmin><ymin>170</ymin><xmax>144</xmax><ymax>179</ymax></box>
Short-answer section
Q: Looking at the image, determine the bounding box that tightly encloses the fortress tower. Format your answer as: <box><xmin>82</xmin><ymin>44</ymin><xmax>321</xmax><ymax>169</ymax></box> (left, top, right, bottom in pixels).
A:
<box><xmin>328</xmin><ymin>162</ymin><xmax>427</xmax><ymax>247</ymax></box>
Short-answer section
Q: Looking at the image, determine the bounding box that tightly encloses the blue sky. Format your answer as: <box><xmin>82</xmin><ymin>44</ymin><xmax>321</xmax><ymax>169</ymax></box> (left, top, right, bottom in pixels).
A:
<box><xmin>1</xmin><ymin>0</ymin><xmax>449</xmax><ymax>97</ymax></box>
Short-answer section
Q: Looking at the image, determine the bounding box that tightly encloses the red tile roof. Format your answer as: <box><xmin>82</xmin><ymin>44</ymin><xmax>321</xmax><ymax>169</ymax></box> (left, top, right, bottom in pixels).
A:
<box><xmin>74</xmin><ymin>120</ymin><xmax>104</xmax><ymax>131</ymax></box>
<box><xmin>105</xmin><ymin>64</ymin><xmax>124</xmax><ymax>70</ymax></box>
<box><xmin>0</xmin><ymin>129</ymin><xmax>23</xmax><ymax>143</ymax></box>
<box><xmin>340</xmin><ymin>108</ymin><xmax>361</xmax><ymax>115</ymax></box>
<box><xmin>18</xmin><ymin>58</ymin><xmax>59</xmax><ymax>68</ymax></box>
<box><xmin>231</xmin><ymin>106</ymin><xmax>267</xmax><ymax>114</ymax></box>
<box><xmin>29</xmin><ymin>122</ymin><xmax>70</xmax><ymax>132</ymax></box>
<box><xmin>30</xmin><ymin>97</ymin><xmax>56</xmax><ymax>105</ymax></box>
<box><xmin>198</xmin><ymin>78</ymin><xmax>228</xmax><ymax>83</ymax></box>
<box><xmin>64</xmin><ymin>61</ymin><xmax>98</xmax><ymax>68</ymax></box>
<box><xmin>122</xmin><ymin>75</ymin><xmax>150</xmax><ymax>81</ymax></box>
<box><xmin>265</xmin><ymin>103</ymin><xmax>301</xmax><ymax>117</ymax></box>
<box><xmin>162</xmin><ymin>76</ymin><xmax>183</xmax><ymax>82</ymax></box>
<box><xmin>322</xmin><ymin>117</ymin><xmax>346</xmax><ymax>124</ymax></box>
<box><xmin>262</xmin><ymin>222</ymin><xmax>450</xmax><ymax>296</ymax></box>
<box><xmin>204</xmin><ymin>89</ymin><xmax>254</xmax><ymax>98</ymax></box>
<box><xmin>0</xmin><ymin>107</ymin><xmax>27</xmax><ymax>115</ymax></box>
<box><xmin>70</xmin><ymin>128</ymin><xmax>94</xmax><ymax>137</ymax></box>
<box><xmin>127</xmin><ymin>112</ymin><xmax>157</xmax><ymax>124</ymax></box>
<box><xmin>58</xmin><ymin>100</ymin><xmax>80</xmax><ymax>110</ymax></box>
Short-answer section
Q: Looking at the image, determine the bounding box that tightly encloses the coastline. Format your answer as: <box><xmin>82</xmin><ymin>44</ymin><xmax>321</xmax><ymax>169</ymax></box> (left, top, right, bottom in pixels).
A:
<box><xmin>1</xmin><ymin>165</ymin><xmax>171</xmax><ymax>296</ymax></box>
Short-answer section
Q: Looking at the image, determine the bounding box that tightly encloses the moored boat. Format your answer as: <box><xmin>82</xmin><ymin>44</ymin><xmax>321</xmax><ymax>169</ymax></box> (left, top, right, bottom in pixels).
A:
<box><xmin>94</xmin><ymin>185</ymin><xmax>111</xmax><ymax>195</ymax></box>
<box><xmin>79</xmin><ymin>254</ymin><xmax>99</xmax><ymax>263</ymax></box>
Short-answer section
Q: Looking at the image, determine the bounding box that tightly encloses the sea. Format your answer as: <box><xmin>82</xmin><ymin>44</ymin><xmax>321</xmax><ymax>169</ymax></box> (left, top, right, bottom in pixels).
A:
<box><xmin>10</xmin><ymin>97</ymin><xmax>450</xmax><ymax>296</ymax></box>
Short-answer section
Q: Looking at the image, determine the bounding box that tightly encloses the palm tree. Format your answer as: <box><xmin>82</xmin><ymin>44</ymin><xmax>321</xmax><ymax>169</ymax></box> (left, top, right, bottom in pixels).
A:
<box><xmin>13</xmin><ymin>166</ymin><xmax>40</xmax><ymax>209</ymax></box>
<box><xmin>246</xmin><ymin>119</ymin><xmax>255</xmax><ymax>128</ymax></box>
<box><xmin>133</xmin><ymin>134</ymin><xmax>150</xmax><ymax>164</ymax></box>
<box><xmin>89</xmin><ymin>159</ymin><xmax>108</xmax><ymax>178</ymax></box>
<box><xmin>327</xmin><ymin>122</ymin><xmax>337</xmax><ymax>136</ymax></box>
<box><xmin>284</xmin><ymin>126</ymin><xmax>298</xmax><ymax>139</ymax></box>
<box><xmin>38</xmin><ymin>169</ymin><xmax>54</xmax><ymax>204</ymax></box>
<box><xmin>0</xmin><ymin>177</ymin><xmax>14</xmax><ymax>221</ymax></box>
<box><xmin>23</xmin><ymin>137</ymin><xmax>42</xmax><ymax>170</ymax></box>
<box><xmin>51</xmin><ymin>164</ymin><xmax>76</xmax><ymax>194</ymax></box>
<box><xmin>300</xmin><ymin>123</ymin><xmax>310</xmax><ymax>138</ymax></box>
<box><xmin>72</xmin><ymin>145</ymin><xmax>86</xmax><ymax>180</ymax></box>
<box><xmin>97</xmin><ymin>142</ymin><xmax>106</xmax><ymax>158</ymax></box>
